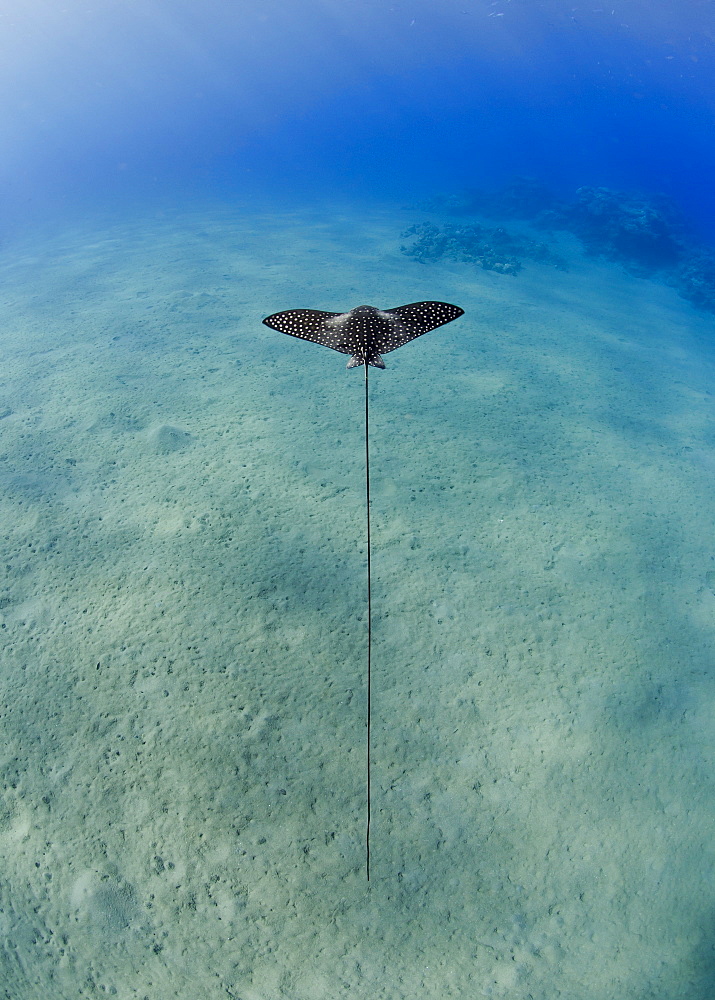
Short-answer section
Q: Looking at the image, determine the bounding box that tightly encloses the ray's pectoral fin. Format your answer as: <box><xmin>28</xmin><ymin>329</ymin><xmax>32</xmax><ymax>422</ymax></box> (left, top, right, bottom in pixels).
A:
<box><xmin>383</xmin><ymin>301</ymin><xmax>465</xmax><ymax>352</ymax></box>
<box><xmin>262</xmin><ymin>308</ymin><xmax>344</xmax><ymax>348</ymax></box>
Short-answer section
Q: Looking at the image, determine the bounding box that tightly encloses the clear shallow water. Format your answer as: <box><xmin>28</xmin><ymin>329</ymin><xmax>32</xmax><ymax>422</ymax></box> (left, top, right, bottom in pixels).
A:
<box><xmin>1</xmin><ymin>200</ymin><xmax>714</xmax><ymax>998</ymax></box>
<box><xmin>2</xmin><ymin>1</ymin><xmax>715</xmax><ymax>996</ymax></box>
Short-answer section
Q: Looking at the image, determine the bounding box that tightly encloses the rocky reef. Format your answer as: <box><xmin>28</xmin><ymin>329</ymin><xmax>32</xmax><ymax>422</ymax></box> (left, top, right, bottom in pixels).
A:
<box><xmin>400</xmin><ymin>220</ymin><xmax>565</xmax><ymax>275</ymax></box>
<box><xmin>671</xmin><ymin>249</ymin><xmax>715</xmax><ymax>312</ymax></box>
<box><xmin>407</xmin><ymin>178</ymin><xmax>715</xmax><ymax>313</ymax></box>
<box><xmin>541</xmin><ymin>186</ymin><xmax>683</xmax><ymax>271</ymax></box>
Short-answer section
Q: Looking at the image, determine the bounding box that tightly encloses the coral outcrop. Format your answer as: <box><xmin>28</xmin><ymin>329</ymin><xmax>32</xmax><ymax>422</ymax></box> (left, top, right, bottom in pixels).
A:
<box><xmin>406</xmin><ymin>178</ymin><xmax>715</xmax><ymax>313</ymax></box>
<box><xmin>400</xmin><ymin>220</ymin><xmax>565</xmax><ymax>275</ymax></box>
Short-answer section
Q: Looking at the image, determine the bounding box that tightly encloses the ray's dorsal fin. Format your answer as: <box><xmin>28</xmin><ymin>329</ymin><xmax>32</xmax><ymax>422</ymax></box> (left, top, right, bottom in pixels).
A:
<box><xmin>262</xmin><ymin>301</ymin><xmax>464</xmax><ymax>369</ymax></box>
<box><xmin>262</xmin><ymin>299</ymin><xmax>464</xmax><ymax>879</ymax></box>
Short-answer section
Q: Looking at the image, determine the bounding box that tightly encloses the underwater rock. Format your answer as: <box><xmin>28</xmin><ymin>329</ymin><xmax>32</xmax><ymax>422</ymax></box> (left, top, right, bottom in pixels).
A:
<box><xmin>543</xmin><ymin>186</ymin><xmax>715</xmax><ymax>311</ymax></box>
<box><xmin>400</xmin><ymin>221</ymin><xmax>565</xmax><ymax>274</ymax></box>
<box><xmin>411</xmin><ymin>178</ymin><xmax>715</xmax><ymax>313</ymax></box>
<box><xmin>546</xmin><ymin>186</ymin><xmax>683</xmax><ymax>270</ymax></box>
<box><xmin>669</xmin><ymin>250</ymin><xmax>715</xmax><ymax>312</ymax></box>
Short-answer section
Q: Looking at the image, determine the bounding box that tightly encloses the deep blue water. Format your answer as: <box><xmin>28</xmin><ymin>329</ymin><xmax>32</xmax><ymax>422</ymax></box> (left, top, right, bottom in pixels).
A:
<box><xmin>2</xmin><ymin>0</ymin><xmax>714</xmax><ymax>234</ymax></box>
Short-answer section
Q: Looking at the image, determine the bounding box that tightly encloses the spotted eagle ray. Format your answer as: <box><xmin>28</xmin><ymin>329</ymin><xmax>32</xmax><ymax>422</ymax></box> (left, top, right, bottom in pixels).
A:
<box><xmin>262</xmin><ymin>302</ymin><xmax>464</xmax><ymax>879</ymax></box>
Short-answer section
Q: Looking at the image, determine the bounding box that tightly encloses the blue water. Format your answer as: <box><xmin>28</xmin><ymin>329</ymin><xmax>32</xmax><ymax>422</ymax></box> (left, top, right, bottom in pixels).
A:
<box><xmin>2</xmin><ymin>4</ymin><xmax>715</xmax><ymax>999</ymax></box>
<box><xmin>3</xmin><ymin>0</ymin><xmax>715</xmax><ymax>232</ymax></box>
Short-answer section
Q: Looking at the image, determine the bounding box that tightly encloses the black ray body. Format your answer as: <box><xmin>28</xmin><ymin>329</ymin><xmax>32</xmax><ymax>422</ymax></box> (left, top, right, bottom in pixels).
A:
<box><xmin>262</xmin><ymin>301</ymin><xmax>464</xmax><ymax>880</ymax></box>
<box><xmin>262</xmin><ymin>301</ymin><xmax>464</xmax><ymax>369</ymax></box>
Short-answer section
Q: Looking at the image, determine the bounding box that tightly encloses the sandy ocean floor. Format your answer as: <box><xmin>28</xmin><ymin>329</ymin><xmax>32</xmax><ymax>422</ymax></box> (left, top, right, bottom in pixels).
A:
<box><xmin>1</xmin><ymin>198</ymin><xmax>714</xmax><ymax>999</ymax></box>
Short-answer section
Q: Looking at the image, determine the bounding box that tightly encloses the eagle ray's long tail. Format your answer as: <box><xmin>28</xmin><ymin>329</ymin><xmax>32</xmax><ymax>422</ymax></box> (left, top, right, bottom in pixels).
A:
<box><xmin>364</xmin><ymin>362</ymin><xmax>372</xmax><ymax>882</ymax></box>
